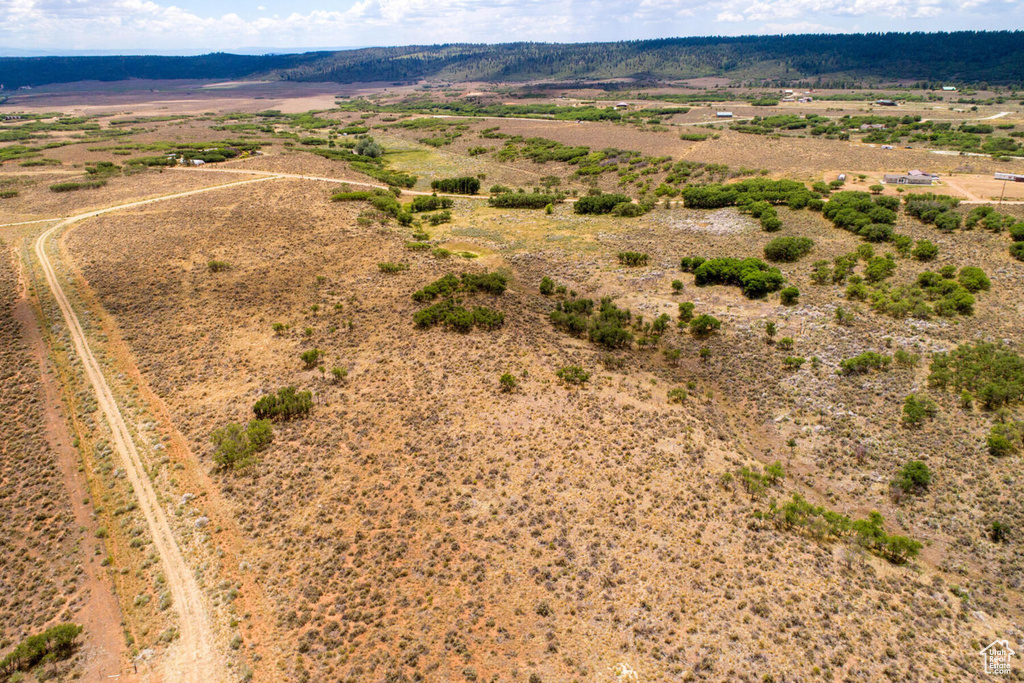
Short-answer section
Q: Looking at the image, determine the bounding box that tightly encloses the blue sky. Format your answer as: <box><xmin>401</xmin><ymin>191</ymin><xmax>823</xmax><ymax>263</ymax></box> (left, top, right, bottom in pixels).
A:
<box><xmin>1</xmin><ymin>0</ymin><xmax>1022</xmax><ymax>53</ymax></box>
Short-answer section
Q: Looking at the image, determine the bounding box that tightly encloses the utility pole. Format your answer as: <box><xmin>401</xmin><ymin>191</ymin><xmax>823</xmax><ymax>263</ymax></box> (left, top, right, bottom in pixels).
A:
<box><xmin>999</xmin><ymin>179</ymin><xmax>1007</xmax><ymax>207</ymax></box>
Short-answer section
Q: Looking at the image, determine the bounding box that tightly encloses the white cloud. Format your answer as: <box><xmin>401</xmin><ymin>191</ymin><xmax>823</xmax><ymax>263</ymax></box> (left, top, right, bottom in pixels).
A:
<box><xmin>711</xmin><ymin>0</ymin><xmax>1010</xmax><ymax>24</ymax></box>
<box><xmin>0</xmin><ymin>0</ymin><xmax>1018</xmax><ymax>51</ymax></box>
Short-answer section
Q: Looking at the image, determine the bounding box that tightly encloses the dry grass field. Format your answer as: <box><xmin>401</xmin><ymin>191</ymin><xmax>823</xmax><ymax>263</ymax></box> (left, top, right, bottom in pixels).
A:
<box><xmin>3</xmin><ymin>81</ymin><xmax>1024</xmax><ymax>682</ymax></box>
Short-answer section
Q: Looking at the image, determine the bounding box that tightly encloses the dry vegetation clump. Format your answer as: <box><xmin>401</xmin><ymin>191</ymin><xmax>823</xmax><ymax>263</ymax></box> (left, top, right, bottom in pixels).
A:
<box><xmin>0</xmin><ymin>245</ymin><xmax>87</xmax><ymax>662</ymax></box>
<box><xmin>64</xmin><ymin>169</ymin><xmax>1022</xmax><ymax>682</ymax></box>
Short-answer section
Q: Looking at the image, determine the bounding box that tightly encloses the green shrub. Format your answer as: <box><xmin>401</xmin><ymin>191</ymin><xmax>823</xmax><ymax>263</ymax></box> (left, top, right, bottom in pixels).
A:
<box><xmin>689</xmin><ymin>314</ymin><xmax>721</xmax><ymax>336</ymax></box>
<box><xmin>958</xmin><ymin>266</ymin><xmax>991</xmax><ymax>292</ymax></box>
<box><xmin>574</xmin><ymin>192</ymin><xmax>633</xmax><ymax>215</ymax></box>
<box><xmin>0</xmin><ymin>624</ymin><xmax>83</xmax><ymax>677</ymax></box>
<box><xmin>694</xmin><ymin>257</ymin><xmax>785</xmax><ymax>298</ymax></box>
<box><xmin>539</xmin><ymin>277</ymin><xmax>555</xmax><ymax>295</ymax></box>
<box><xmin>680</xmin><ymin>256</ymin><xmax>706</xmax><ymax>272</ymax></box>
<box><xmin>764</xmin><ymin>236</ymin><xmax>814</xmax><ymax>262</ymax></box>
<box><xmin>839</xmin><ymin>351</ymin><xmax>891</xmax><ymax>375</ymax></box>
<box><xmin>987</xmin><ymin>423</ymin><xmax>1022</xmax><ymax>456</ymax></box>
<box><xmin>411</xmin><ymin>195</ymin><xmax>454</xmax><ymax>212</ymax></box>
<box><xmin>784</xmin><ymin>356</ymin><xmax>805</xmax><ymax>369</ymax></box>
<box><xmin>426</xmin><ymin>210</ymin><xmax>453</xmax><ymax>226</ymax></box>
<box><xmin>488</xmin><ymin>192</ymin><xmax>563</xmax><ymax>209</ymax></box>
<box><xmin>211</xmin><ymin>419</ymin><xmax>274</xmax><ymax>470</ymax></box>
<box><xmin>431</xmin><ymin>176</ymin><xmax>480</xmax><ymax>194</ymax></box>
<box><xmin>299</xmin><ymin>349</ymin><xmax>322</xmax><ymax>369</ymax></box>
<box><xmin>208</xmin><ymin>260</ymin><xmax>231</xmax><ymax>272</ymax></box>
<box><xmin>928</xmin><ymin>342</ymin><xmax>1024</xmax><ymax>408</ymax></box>
<box><xmin>667</xmin><ymin>388</ymin><xmax>688</xmax><ymax>403</ymax></box>
<box><xmin>894</xmin><ymin>349</ymin><xmax>920</xmax><ymax>367</ymax></box>
<box><xmin>902</xmin><ymin>394</ymin><xmax>938</xmax><ymax>426</ymax></box>
<box><xmin>893</xmin><ymin>460</ymin><xmax>931</xmax><ymax>493</ymax></box>
<box><xmin>780</xmin><ymin>287</ymin><xmax>799</xmax><ymax>305</ymax></box>
<box><xmin>378</xmin><ymin>262</ymin><xmax>409</xmax><ymax>273</ymax></box>
<box><xmin>912</xmin><ymin>240</ymin><xmax>939</xmax><ymax>261</ymax></box>
<box><xmin>1011</xmin><ymin>242</ymin><xmax>1024</xmax><ymax>261</ymax></box>
<box><xmin>671</xmin><ymin>279</ymin><xmax>684</xmax><ymax>293</ymax></box>
<box><xmin>499</xmin><ymin>373</ymin><xmax>518</xmax><ymax>392</ymax></box>
<box><xmin>50</xmin><ymin>179</ymin><xmax>107</xmax><ymax>192</ymax></box>
<box><xmin>617</xmin><ymin>251</ymin><xmax>649</xmax><ymax>266</ymax></box>
<box><xmin>677</xmin><ymin>302</ymin><xmax>695</xmax><ymax>322</ymax></box>
<box><xmin>556</xmin><ymin>365</ymin><xmax>591</xmax><ymax>385</ymax></box>
<box><xmin>253</xmin><ymin>387</ymin><xmax>313</xmax><ymax>420</ymax></box>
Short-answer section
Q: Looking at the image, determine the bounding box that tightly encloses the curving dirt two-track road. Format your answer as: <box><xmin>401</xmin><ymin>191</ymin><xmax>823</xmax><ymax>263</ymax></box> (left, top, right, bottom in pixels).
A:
<box><xmin>32</xmin><ymin>176</ymin><xmax>282</xmax><ymax>682</ymax></box>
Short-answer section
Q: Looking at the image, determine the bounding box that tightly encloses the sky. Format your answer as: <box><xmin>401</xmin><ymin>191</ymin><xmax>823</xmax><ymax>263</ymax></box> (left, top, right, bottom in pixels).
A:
<box><xmin>0</xmin><ymin>0</ymin><xmax>1022</xmax><ymax>54</ymax></box>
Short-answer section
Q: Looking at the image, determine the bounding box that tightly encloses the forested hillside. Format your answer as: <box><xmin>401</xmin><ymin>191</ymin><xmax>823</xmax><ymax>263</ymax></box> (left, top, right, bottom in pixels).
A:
<box><xmin>3</xmin><ymin>32</ymin><xmax>1024</xmax><ymax>88</ymax></box>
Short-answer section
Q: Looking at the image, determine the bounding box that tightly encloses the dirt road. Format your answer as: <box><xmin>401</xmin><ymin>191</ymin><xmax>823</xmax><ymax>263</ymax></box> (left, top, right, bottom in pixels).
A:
<box><xmin>32</xmin><ymin>176</ymin><xmax>278</xmax><ymax>683</ymax></box>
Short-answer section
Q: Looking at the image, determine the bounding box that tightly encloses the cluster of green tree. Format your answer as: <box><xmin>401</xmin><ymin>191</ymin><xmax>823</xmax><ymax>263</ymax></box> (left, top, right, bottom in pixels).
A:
<box><xmin>681</xmin><ymin>178</ymin><xmax>820</xmax><ymax>217</ymax></box>
<box><xmin>742</xmin><ymin>200</ymin><xmax>783</xmax><ymax>231</ymax></box>
<box><xmin>903</xmin><ymin>193</ymin><xmax>961</xmax><ymax>230</ymax></box>
<box><xmin>313</xmin><ymin>140</ymin><xmax>416</xmax><ymax>188</ymax></box>
<box><xmin>425</xmin><ymin>210</ymin><xmax>452</xmax><ymax>226</ymax></box>
<box><xmin>965</xmin><ymin>205</ymin><xmax>1021</xmax><ymax>233</ymax></box>
<box><xmin>430</xmin><ymin>177</ymin><xmax>480</xmax><ymax>194</ymax></box>
<box><xmin>763</xmin><ymin>236</ymin><xmax>814</xmax><ymax>262</ymax></box>
<box><xmin>331</xmin><ymin>187</ymin><xmax>414</xmax><ymax>225</ymax></box>
<box><xmin>617</xmin><ymin>251</ymin><xmax>649</xmax><ymax>266</ymax></box>
<box><xmin>0</xmin><ymin>115</ymin><xmax>103</xmax><ymax>143</ymax></box>
<box><xmin>691</xmin><ymin>257</ymin><xmax>786</xmax><ymax>298</ymax></box>
<box><xmin>411</xmin><ymin>272</ymin><xmax>507</xmax><ymax>331</ymax></box>
<box><xmin>488</xmin><ymin>191</ymin><xmax>565</xmax><ymax>209</ymax></box>
<box><xmin>253</xmin><ymin>386</ymin><xmax>313</xmax><ymax>420</ymax></box>
<box><xmin>663</xmin><ymin>161</ymin><xmax>731</xmax><ymax>187</ymax></box>
<box><xmin>210</xmin><ymin>419</ymin><xmax>274</xmax><ymax>470</ymax></box>
<box><xmin>755</xmin><ymin>495</ymin><xmax>922</xmax><ymax>564</ymax></box>
<box><xmin>929</xmin><ymin>342</ymin><xmax>1024</xmax><ymax>409</ymax></box>
<box><xmin>0</xmin><ymin>623</ymin><xmax>83</xmax><ymax>678</ymax></box>
<box><xmin>410</xmin><ymin>195</ymin><xmax>454</xmax><ymax>212</ymax></box>
<box><xmin>549</xmin><ymin>297</ymin><xmax>650</xmax><ymax>349</ymax></box>
<box><xmin>988</xmin><ymin>422</ymin><xmax>1024</xmax><ymax>457</ymax></box>
<box><xmin>345</xmin><ymin>97</ymin><xmax>686</xmax><ymax>125</ymax></box>
<box><xmin>822</xmin><ymin>191</ymin><xmax>903</xmax><ymax>242</ymax></box>
<box><xmin>16</xmin><ymin>33</ymin><xmax>1024</xmax><ymax>88</ymax></box>
<box><xmin>733</xmin><ymin>461</ymin><xmax>785</xmax><ymax>498</ymax></box>
<box><xmin>574</xmin><ymin>192</ymin><xmax>636</xmax><ymax>215</ymax></box>
<box><xmin>414</xmin><ymin>300</ymin><xmax>504</xmax><ymax>331</ymax></box>
<box><xmin>726</xmin><ymin>111</ymin><xmax>1024</xmax><ymax>153</ymax></box>
<box><xmin>866</xmin><ymin>269</ymin><xmax>977</xmax><ymax>319</ymax></box>
<box><xmin>49</xmin><ymin>179</ymin><xmax>107</xmax><ymax>192</ymax></box>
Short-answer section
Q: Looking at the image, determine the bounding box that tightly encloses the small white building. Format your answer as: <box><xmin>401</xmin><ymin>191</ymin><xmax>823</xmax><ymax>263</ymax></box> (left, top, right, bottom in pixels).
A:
<box><xmin>716</xmin><ymin>111</ymin><xmax>733</xmax><ymax>118</ymax></box>
<box><xmin>942</xmin><ymin>86</ymin><xmax>957</xmax><ymax>92</ymax></box>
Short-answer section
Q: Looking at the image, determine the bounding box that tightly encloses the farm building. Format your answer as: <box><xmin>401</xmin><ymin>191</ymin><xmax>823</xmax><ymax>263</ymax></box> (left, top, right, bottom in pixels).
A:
<box><xmin>716</xmin><ymin>111</ymin><xmax>733</xmax><ymax>118</ymax></box>
<box><xmin>995</xmin><ymin>172</ymin><xmax>1024</xmax><ymax>182</ymax></box>
<box><xmin>860</xmin><ymin>123</ymin><xmax>886</xmax><ymax>130</ymax></box>
<box><xmin>884</xmin><ymin>170</ymin><xmax>937</xmax><ymax>185</ymax></box>
<box><xmin>875</xmin><ymin>99</ymin><xmax>897</xmax><ymax>106</ymax></box>
<box><xmin>942</xmin><ymin>86</ymin><xmax>957</xmax><ymax>91</ymax></box>
<box><xmin>614</xmin><ymin>102</ymin><xmax>629</xmax><ymax>109</ymax></box>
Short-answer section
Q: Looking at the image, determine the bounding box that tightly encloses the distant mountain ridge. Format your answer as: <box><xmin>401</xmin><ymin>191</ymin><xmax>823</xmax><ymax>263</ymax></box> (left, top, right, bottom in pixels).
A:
<box><xmin>2</xmin><ymin>32</ymin><xmax>1023</xmax><ymax>90</ymax></box>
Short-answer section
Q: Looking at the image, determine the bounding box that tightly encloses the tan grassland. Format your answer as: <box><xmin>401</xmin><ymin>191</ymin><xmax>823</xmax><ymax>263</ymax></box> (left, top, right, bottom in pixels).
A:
<box><xmin>1</xmin><ymin>80</ymin><xmax>1023</xmax><ymax>682</ymax></box>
